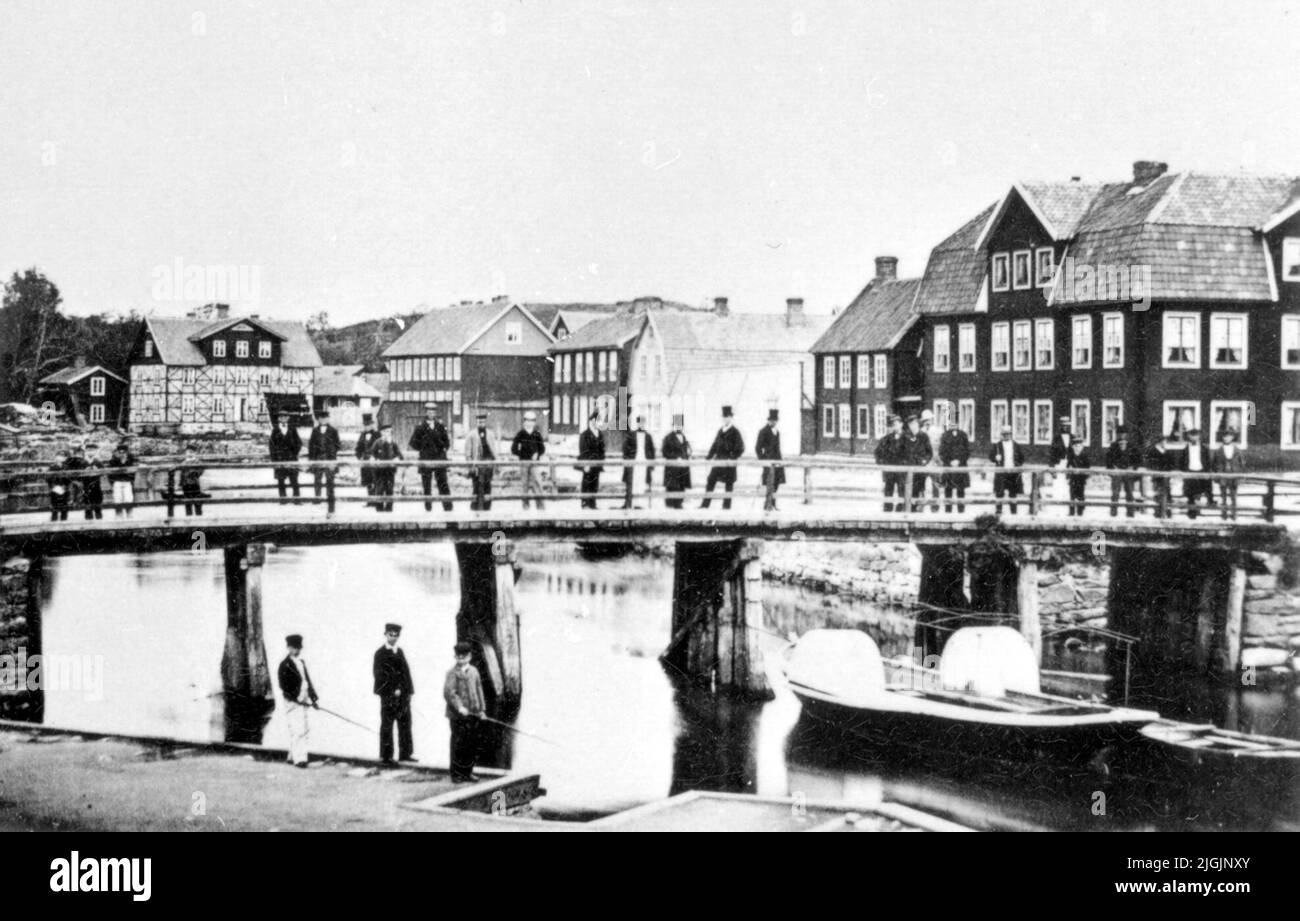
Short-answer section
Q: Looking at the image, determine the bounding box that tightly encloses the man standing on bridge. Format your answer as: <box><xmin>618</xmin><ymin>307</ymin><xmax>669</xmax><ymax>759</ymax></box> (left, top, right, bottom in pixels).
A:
<box><xmin>410</xmin><ymin>403</ymin><xmax>453</xmax><ymax>512</ymax></box>
<box><xmin>464</xmin><ymin>411</ymin><xmax>498</xmax><ymax>511</ymax></box>
<box><xmin>277</xmin><ymin>633</ymin><xmax>318</xmax><ymax>768</ymax></box>
<box><xmin>989</xmin><ymin>425</ymin><xmax>1025</xmax><ymax>515</ymax></box>
<box><xmin>354</xmin><ymin>418</ymin><xmax>380</xmax><ymax>507</ymax></box>
<box><xmin>700</xmin><ymin>405</ymin><xmax>744</xmax><ymax>510</ymax></box>
<box><xmin>368</xmin><ymin>424</ymin><xmax>403</xmax><ymax>512</ymax></box>
<box><xmin>511</xmin><ymin>410</ymin><xmax>547</xmax><ymax>510</ymax></box>
<box><xmin>373</xmin><ymin>623</ymin><xmax>415</xmax><ymax>765</ymax></box>
<box><xmin>661</xmin><ymin>414</ymin><xmax>692</xmax><ymax>509</ymax></box>
<box><xmin>622</xmin><ymin>414</ymin><xmax>655</xmax><ymax>510</ymax></box>
<box><xmin>875</xmin><ymin>415</ymin><xmax>904</xmax><ymax>512</ymax></box>
<box><xmin>578</xmin><ymin>410</ymin><xmax>606</xmax><ymax>509</ymax></box>
<box><xmin>755</xmin><ymin>408</ymin><xmax>784</xmax><ymax>512</ymax></box>
<box><xmin>307</xmin><ymin>411</ymin><xmax>341</xmax><ymax>507</ymax></box>
<box><xmin>443</xmin><ymin>641</ymin><xmax>486</xmax><ymax>783</ymax></box>
<box><xmin>270</xmin><ymin>415</ymin><xmax>303</xmax><ymax>505</ymax></box>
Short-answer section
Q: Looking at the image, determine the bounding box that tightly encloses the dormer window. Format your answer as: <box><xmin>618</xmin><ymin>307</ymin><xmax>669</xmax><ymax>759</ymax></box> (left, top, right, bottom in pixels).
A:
<box><xmin>1012</xmin><ymin>251</ymin><xmax>1031</xmax><ymax>290</ymax></box>
<box><xmin>213</xmin><ymin>339</ymin><xmax>226</xmax><ymax>358</ymax></box>
<box><xmin>991</xmin><ymin>253</ymin><xmax>1010</xmax><ymax>292</ymax></box>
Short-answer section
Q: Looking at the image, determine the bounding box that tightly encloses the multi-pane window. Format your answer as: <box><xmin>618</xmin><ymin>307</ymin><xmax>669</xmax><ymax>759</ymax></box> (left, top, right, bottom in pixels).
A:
<box><xmin>873</xmin><ymin>355</ymin><xmax>887</xmax><ymax>388</ymax></box>
<box><xmin>236</xmin><ymin>340</ymin><xmax>249</xmax><ymax>358</ymax></box>
<box><xmin>858</xmin><ymin>355</ymin><xmax>872</xmax><ymax>387</ymax></box>
<box><xmin>505</xmin><ymin>321</ymin><xmax>522</xmax><ymax>344</ymax></box>
<box><xmin>1102</xmin><ymin>401</ymin><xmax>1124</xmax><ymax>445</ymax></box>
<box><xmin>1035</xmin><ymin>248</ymin><xmax>1054</xmax><ymax>288</ymax></box>
<box><xmin>933</xmin><ymin>325</ymin><xmax>950</xmax><ymax>372</ymax></box>
<box><xmin>213</xmin><ymin>339</ymin><xmax>226</xmax><ymax>358</ymax></box>
<box><xmin>1012</xmin><ymin>400</ymin><xmax>1031</xmax><ymax>443</ymax></box>
<box><xmin>607</xmin><ymin>351</ymin><xmax>617</xmax><ymax>381</ymax></box>
<box><xmin>182</xmin><ymin>395</ymin><xmax>195</xmax><ymax>415</ymax></box>
<box><xmin>1284</xmin><ymin>317</ymin><xmax>1300</xmax><ymax>369</ymax></box>
<box><xmin>1282</xmin><ymin>402</ymin><xmax>1300</xmax><ymax>450</ymax></box>
<box><xmin>874</xmin><ymin>404</ymin><xmax>888</xmax><ymax>439</ymax></box>
<box><xmin>1033</xmin><ymin>401</ymin><xmax>1053</xmax><ymax>444</ymax></box>
<box><xmin>1209</xmin><ymin>314</ymin><xmax>1247</xmax><ymax>368</ymax></box>
<box><xmin>933</xmin><ymin>400</ymin><xmax>952</xmax><ymax>430</ymax></box>
<box><xmin>991</xmin><ymin>253</ymin><xmax>1010</xmax><ymax>292</ymax></box>
<box><xmin>1012</xmin><ymin>251</ymin><xmax>1031</xmax><ymax>290</ymax></box>
<box><xmin>839</xmin><ymin>356</ymin><xmax>852</xmax><ymax>389</ymax></box>
<box><xmin>1071</xmin><ymin>400</ymin><xmax>1091</xmax><ymax>445</ymax></box>
<box><xmin>585</xmin><ymin>352</ymin><xmax>594</xmax><ymax>382</ymax></box>
<box><xmin>553</xmin><ymin>394</ymin><xmax>562</xmax><ymax>422</ymax></box>
<box><xmin>857</xmin><ymin>406</ymin><xmax>870</xmax><ymax>437</ymax></box>
<box><xmin>958</xmin><ymin>324</ymin><xmax>976</xmax><ymax>371</ymax></box>
<box><xmin>183</xmin><ymin>368</ymin><xmax>197</xmax><ymax>385</ymax></box>
<box><xmin>838</xmin><ymin>403</ymin><xmax>851</xmax><ymax>438</ymax></box>
<box><xmin>258</xmin><ymin>340</ymin><xmax>271</xmax><ymax>359</ymax></box>
<box><xmin>562</xmin><ymin>354</ymin><xmax>572</xmax><ymax>383</ymax></box>
<box><xmin>1163</xmin><ymin>312</ymin><xmax>1200</xmax><ymax>367</ymax></box>
<box><xmin>1102</xmin><ymin>313</ymin><xmax>1124</xmax><ymax>367</ymax></box>
<box><xmin>453</xmin><ymin>357</ymin><xmax>461</xmax><ymax>380</ymax></box>
<box><xmin>823</xmin><ymin>356</ymin><xmax>836</xmax><ymax>389</ymax></box>
<box><xmin>1072</xmin><ymin>315</ymin><xmax>1092</xmax><ymax>368</ymax></box>
<box><xmin>823</xmin><ymin>405</ymin><xmax>835</xmax><ymax>436</ymax></box>
<box><xmin>90</xmin><ymin>403</ymin><xmax>105</xmax><ymax>424</ymax></box>
<box><xmin>1209</xmin><ymin>401</ymin><xmax>1249</xmax><ymax>446</ymax></box>
<box><xmin>1034</xmin><ymin>318</ymin><xmax>1054</xmax><ymax>369</ymax></box>
<box><xmin>990</xmin><ymin>401</ymin><xmax>1009</xmax><ymax>441</ymax></box>
<box><xmin>144</xmin><ymin>340</ymin><xmax>154</xmax><ymax>358</ymax></box>
<box><xmin>90</xmin><ymin>376</ymin><xmax>106</xmax><ymax>396</ymax></box>
<box><xmin>575</xmin><ymin>353</ymin><xmax>585</xmax><ymax>383</ymax></box>
<box><xmin>598</xmin><ymin>351</ymin><xmax>607</xmax><ymax>382</ymax></box>
<box><xmin>958</xmin><ymin>399</ymin><xmax>975</xmax><ymax>439</ymax></box>
<box><xmin>991</xmin><ymin>323</ymin><xmax>1010</xmax><ymax>370</ymax></box>
<box><xmin>1282</xmin><ymin>238</ymin><xmax>1300</xmax><ymax>282</ymax></box>
<box><xmin>1012</xmin><ymin>321</ymin><xmax>1031</xmax><ymax>370</ymax></box>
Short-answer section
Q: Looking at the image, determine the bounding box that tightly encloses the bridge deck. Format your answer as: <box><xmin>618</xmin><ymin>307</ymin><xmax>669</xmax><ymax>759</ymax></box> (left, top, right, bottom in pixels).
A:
<box><xmin>0</xmin><ymin>508</ymin><xmax>1285</xmax><ymax>556</ymax></box>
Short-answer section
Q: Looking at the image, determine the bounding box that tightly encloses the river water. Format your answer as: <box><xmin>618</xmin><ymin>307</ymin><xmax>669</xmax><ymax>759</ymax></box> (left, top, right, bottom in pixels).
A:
<box><xmin>40</xmin><ymin>543</ymin><xmax>1300</xmax><ymax>830</ymax></box>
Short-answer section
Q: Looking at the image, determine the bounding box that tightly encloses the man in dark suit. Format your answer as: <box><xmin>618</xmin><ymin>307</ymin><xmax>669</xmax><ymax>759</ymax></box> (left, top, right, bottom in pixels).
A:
<box><xmin>307</xmin><ymin>411</ymin><xmax>341</xmax><ymax>505</ymax></box>
<box><xmin>1179</xmin><ymin>427</ymin><xmax>1213</xmax><ymax>519</ymax></box>
<box><xmin>1048</xmin><ymin>414</ymin><xmax>1073</xmax><ymax>507</ymax></box>
<box><xmin>875</xmin><ymin>415</ymin><xmax>904</xmax><ymax>512</ymax></box>
<box><xmin>577</xmin><ymin>411</ymin><xmax>605</xmax><ymax>509</ymax></box>
<box><xmin>1211</xmin><ymin>427</ymin><xmax>1246</xmax><ymax>520</ymax></box>
<box><xmin>511</xmin><ymin>411</ymin><xmax>548</xmax><ymax>510</ymax></box>
<box><xmin>700</xmin><ymin>405</ymin><xmax>745</xmax><ymax>510</ymax></box>
<box><xmin>368</xmin><ymin>424</ymin><xmax>403</xmax><ymax>512</ymax></box>
<box><xmin>354</xmin><ymin>419</ymin><xmax>380</xmax><ymax>507</ymax></box>
<box><xmin>1104</xmin><ymin>424</ymin><xmax>1142</xmax><ymax>517</ymax></box>
<box><xmin>276</xmin><ymin>633</ymin><xmax>318</xmax><ymax>768</ymax></box>
<box><xmin>409</xmin><ymin>403</ymin><xmax>452</xmax><ymax>512</ymax></box>
<box><xmin>937</xmin><ymin>414</ymin><xmax>971</xmax><ymax>513</ymax></box>
<box><xmin>1144</xmin><ymin>434</ymin><xmax>1175</xmax><ymax>519</ymax></box>
<box><xmin>373</xmin><ymin>623</ymin><xmax>415</xmax><ymax>764</ymax></box>
<box><xmin>989</xmin><ymin>425</ymin><xmax>1025</xmax><ymax>515</ymax></box>
<box><xmin>1065</xmin><ymin>434</ymin><xmax>1092</xmax><ymax>516</ymax></box>
<box><xmin>622</xmin><ymin>415</ymin><xmax>656</xmax><ymax>509</ymax></box>
<box><xmin>899</xmin><ymin>413</ymin><xmax>933</xmax><ymax>513</ymax></box>
<box><xmin>661</xmin><ymin>415</ymin><xmax>692</xmax><ymax>509</ymax></box>
<box><xmin>755</xmin><ymin>409</ymin><xmax>785</xmax><ymax>511</ymax></box>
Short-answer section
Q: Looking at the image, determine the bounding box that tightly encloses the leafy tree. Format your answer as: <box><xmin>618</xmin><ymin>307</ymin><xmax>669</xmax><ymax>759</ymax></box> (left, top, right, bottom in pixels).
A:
<box><xmin>0</xmin><ymin>268</ymin><xmax>78</xmax><ymax>403</ymax></box>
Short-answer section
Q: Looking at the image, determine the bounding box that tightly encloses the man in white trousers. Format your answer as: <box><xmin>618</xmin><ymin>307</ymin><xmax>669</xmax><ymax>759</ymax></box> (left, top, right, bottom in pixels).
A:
<box><xmin>276</xmin><ymin>634</ymin><xmax>318</xmax><ymax>768</ymax></box>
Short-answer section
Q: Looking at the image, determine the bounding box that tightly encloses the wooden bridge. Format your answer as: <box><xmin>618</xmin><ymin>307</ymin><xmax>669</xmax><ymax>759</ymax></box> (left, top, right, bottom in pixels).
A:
<box><xmin>0</xmin><ymin>457</ymin><xmax>1293</xmax><ymax>742</ymax></box>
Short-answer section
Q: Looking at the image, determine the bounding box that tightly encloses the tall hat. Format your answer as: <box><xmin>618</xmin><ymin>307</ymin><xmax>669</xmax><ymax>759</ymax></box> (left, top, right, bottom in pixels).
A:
<box><xmin>767</xmin><ymin>409</ymin><xmax>779</xmax><ymax>422</ymax></box>
<box><xmin>285</xmin><ymin>634</ymin><xmax>303</xmax><ymax>648</ymax></box>
<box><xmin>672</xmin><ymin>413</ymin><xmax>685</xmax><ymax>427</ymax></box>
<box><xmin>721</xmin><ymin>405</ymin><xmax>733</xmax><ymax>418</ymax></box>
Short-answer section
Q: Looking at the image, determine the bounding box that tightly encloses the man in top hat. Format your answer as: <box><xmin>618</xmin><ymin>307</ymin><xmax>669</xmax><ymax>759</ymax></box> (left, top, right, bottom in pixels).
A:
<box><xmin>464</xmin><ymin>411</ymin><xmax>498</xmax><ymax>511</ymax></box>
<box><xmin>1210</xmin><ymin>427</ymin><xmax>1246</xmax><ymax>520</ymax></box>
<box><xmin>661</xmin><ymin>414</ymin><xmax>692</xmax><ymax>509</ymax></box>
<box><xmin>1179</xmin><ymin>428</ymin><xmax>1213</xmax><ymax>519</ymax></box>
<box><xmin>755</xmin><ymin>408</ymin><xmax>784</xmax><ymax>512</ymax></box>
<box><xmin>1144</xmin><ymin>433</ymin><xmax>1175</xmax><ymax>519</ymax></box>
<box><xmin>409</xmin><ymin>403</ymin><xmax>453</xmax><ymax>512</ymax></box>
<box><xmin>1065</xmin><ymin>433</ymin><xmax>1092</xmax><ymax>517</ymax></box>
<box><xmin>354</xmin><ymin>417</ymin><xmax>380</xmax><ymax>507</ymax></box>
<box><xmin>443</xmin><ymin>641</ymin><xmax>486</xmax><ymax>783</ymax></box>
<box><xmin>307</xmin><ymin>410</ymin><xmax>341</xmax><ymax>506</ymax></box>
<box><xmin>270</xmin><ymin>415</ymin><xmax>303</xmax><ymax>505</ymax></box>
<box><xmin>700</xmin><ymin>405</ymin><xmax>745</xmax><ymax>510</ymax></box>
<box><xmin>988</xmin><ymin>424</ymin><xmax>1025</xmax><ymax>515</ymax></box>
<box><xmin>937</xmin><ymin>409</ymin><xmax>971</xmax><ymax>513</ymax></box>
<box><xmin>373</xmin><ymin>623</ymin><xmax>415</xmax><ymax>764</ymax></box>
<box><xmin>368</xmin><ymin>424</ymin><xmax>403</xmax><ymax>512</ymax></box>
<box><xmin>875</xmin><ymin>414</ymin><xmax>905</xmax><ymax>512</ymax></box>
<box><xmin>277</xmin><ymin>633</ymin><xmax>318</xmax><ymax>768</ymax></box>
<box><xmin>1105</xmin><ymin>424</ymin><xmax>1143</xmax><ymax>518</ymax></box>
<box><xmin>622</xmin><ymin>414</ymin><xmax>656</xmax><ymax>509</ymax></box>
<box><xmin>511</xmin><ymin>411</ymin><xmax>547</xmax><ymax>510</ymax></box>
<box><xmin>577</xmin><ymin>410</ymin><xmax>606</xmax><ymax>509</ymax></box>
<box><xmin>899</xmin><ymin>413</ymin><xmax>933</xmax><ymax>513</ymax></box>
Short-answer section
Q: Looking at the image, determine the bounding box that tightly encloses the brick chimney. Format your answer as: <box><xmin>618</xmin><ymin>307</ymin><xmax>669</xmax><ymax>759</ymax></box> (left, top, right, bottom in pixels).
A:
<box><xmin>713</xmin><ymin>296</ymin><xmax>729</xmax><ymax>317</ymax></box>
<box><xmin>632</xmin><ymin>296</ymin><xmax>663</xmax><ymax>314</ymax></box>
<box><xmin>1132</xmin><ymin>160</ymin><xmax>1168</xmax><ymax>187</ymax></box>
<box><xmin>874</xmin><ymin>256</ymin><xmax>899</xmax><ymax>282</ymax></box>
<box><xmin>72</xmin><ymin>354</ymin><xmax>87</xmax><ymax>370</ymax></box>
<box><xmin>786</xmin><ymin>297</ymin><xmax>805</xmax><ymax>327</ymax></box>
<box><xmin>492</xmin><ymin>294</ymin><xmax>509</xmax><ymax>307</ymax></box>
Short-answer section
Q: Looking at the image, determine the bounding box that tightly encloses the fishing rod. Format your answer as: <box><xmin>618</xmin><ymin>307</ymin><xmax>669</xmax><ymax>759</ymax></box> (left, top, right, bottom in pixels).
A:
<box><xmin>313</xmin><ymin>705</ymin><xmax>377</xmax><ymax>734</ymax></box>
<box><xmin>410</xmin><ymin>702</ymin><xmax>563</xmax><ymax>748</ymax></box>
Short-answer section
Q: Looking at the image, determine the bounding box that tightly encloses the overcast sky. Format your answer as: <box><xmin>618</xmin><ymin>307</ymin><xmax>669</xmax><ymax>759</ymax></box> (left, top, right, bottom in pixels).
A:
<box><xmin>2</xmin><ymin>0</ymin><xmax>1297</xmax><ymax>325</ymax></box>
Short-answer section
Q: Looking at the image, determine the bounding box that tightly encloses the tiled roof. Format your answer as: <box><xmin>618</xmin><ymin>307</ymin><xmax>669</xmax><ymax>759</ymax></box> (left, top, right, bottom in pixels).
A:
<box><xmin>314</xmin><ymin>365</ymin><xmax>383</xmax><ymax>398</ymax></box>
<box><xmin>39</xmin><ymin>365</ymin><xmax>127</xmax><ymax>386</ymax></box>
<box><xmin>651</xmin><ymin>310</ymin><xmax>830</xmax><ymax>358</ymax></box>
<box><xmin>1020</xmin><ymin>181</ymin><xmax>1109</xmax><ymax>237</ymax></box>
<box><xmin>811</xmin><ymin>277</ymin><xmax>922</xmax><ymax>353</ymax></box>
<box><xmin>914</xmin><ymin>203</ymin><xmax>997</xmax><ymax>315</ymax></box>
<box><xmin>144</xmin><ymin>317</ymin><xmax>321</xmax><ymax>367</ymax></box>
<box><xmin>549</xmin><ymin>312</ymin><xmax>646</xmax><ymax>352</ymax></box>
<box><xmin>382</xmin><ymin>302</ymin><xmax>551</xmax><ymax>358</ymax></box>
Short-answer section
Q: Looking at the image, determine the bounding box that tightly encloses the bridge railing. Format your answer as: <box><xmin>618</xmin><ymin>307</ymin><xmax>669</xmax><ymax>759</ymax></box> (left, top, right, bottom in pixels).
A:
<box><xmin>1</xmin><ymin>454</ymin><xmax>1296</xmax><ymax>524</ymax></box>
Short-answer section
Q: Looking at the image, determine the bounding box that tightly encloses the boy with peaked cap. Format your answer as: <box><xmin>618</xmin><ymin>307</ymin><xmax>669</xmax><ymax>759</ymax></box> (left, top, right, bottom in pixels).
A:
<box><xmin>1210</xmin><ymin>427</ymin><xmax>1246</xmax><ymax>520</ymax></box>
<box><xmin>409</xmin><ymin>402</ymin><xmax>453</xmax><ymax>512</ymax></box>
<box><xmin>373</xmin><ymin>623</ymin><xmax>415</xmax><ymax>764</ymax></box>
<box><xmin>354</xmin><ymin>417</ymin><xmax>380</xmax><ymax>507</ymax></box>
<box><xmin>622</xmin><ymin>414</ymin><xmax>655</xmax><ymax>509</ymax></box>
<box><xmin>875</xmin><ymin>415</ymin><xmax>904</xmax><ymax>512</ymax></box>
<box><xmin>277</xmin><ymin>633</ymin><xmax>318</xmax><ymax>767</ymax></box>
<box><xmin>577</xmin><ymin>410</ymin><xmax>606</xmax><ymax>509</ymax></box>
<box><xmin>511</xmin><ymin>410</ymin><xmax>547</xmax><ymax>509</ymax></box>
<box><xmin>661</xmin><ymin>413</ymin><xmax>692</xmax><ymax>509</ymax></box>
<box><xmin>700</xmin><ymin>405</ymin><xmax>745</xmax><ymax>510</ymax></box>
<box><xmin>269</xmin><ymin>414</ymin><xmax>303</xmax><ymax>505</ymax></box>
<box><xmin>755</xmin><ymin>408</ymin><xmax>784</xmax><ymax>511</ymax></box>
<box><xmin>368</xmin><ymin>424</ymin><xmax>403</xmax><ymax>512</ymax></box>
<box><xmin>443</xmin><ymin>641</ymin><xmax>486</xmax><ymax>783</ymax></box>
<box><xmin>464</xmin><ymin>411</ymin><xmax>498</xmax><ymax>511</ymax></box>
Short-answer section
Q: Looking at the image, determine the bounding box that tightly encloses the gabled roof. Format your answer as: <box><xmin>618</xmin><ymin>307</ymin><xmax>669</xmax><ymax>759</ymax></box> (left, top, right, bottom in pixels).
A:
<box><xmin>648</xmin><ymin>309</ymin><xmax>830</xmax><ymax>376</ymax></box>
<box><xmin>313</xmin><ymin>365</ymin><xmax>383</xmax><ymax>399</ymax></box>
<box><xmin>548</xmin><ymin>312</ymin><xmax>646</xmax><ymax>352</ymax></box>
<box><xmin>382</xmin><ymin>301</ymin><xmax>553</xmax><ymax>358</ymax></box>
<box><xmin>914</xmin><ymin>203</ymin><xmax>997</xmax><ymax>315</ymax></box>
<box><xmin>189</xmin><ymin>315</ymin><xmax>288</xmax><ymax>342</ymax></box>
<box><xmin>811</xmin><ymin>277</ymin><xmax>923</xmax><ymax>353</ymax></box>
<box><xmin>39</xmin><ymin>365</ymin><xmax>127</xmax><ymax>386</ymax></box>
<box><xmin>142</xmin><ymin>316</ymin><xmax>322</xmax><ymax>367</ymax></box>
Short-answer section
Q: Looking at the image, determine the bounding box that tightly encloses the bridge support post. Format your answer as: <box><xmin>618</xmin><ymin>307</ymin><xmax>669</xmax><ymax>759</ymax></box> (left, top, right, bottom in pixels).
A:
<box><xmin>454</xmin><ymin>541</ymin><xmax>522</xmax><ymax>720</ymax></box>
<box><xmin>1220</xmin><ymin>556</ymin><xmax>1247</xmax><ymax>676</ymax></box>
<box><xmin>662</xmin><ymin>539</ymin><xmax>773</xmax><ymax>701</ymax></box>
<box><xmin>221</xmin><ymin>544</ymin><xmax>274</xmax><ymax>743</ymax></box>
<box><xmin>0</xmin><ymin>555</ymin><xmax>45</xmax><ymax>722</ymax></box>
<box><xmin>1016</xmin><ymin>548</ymin><xmax>1047</xmax><ymax>664</ymax></box>
<box><xmin>915</xmin><ymin>546</ymin><xmax>969</xmax><ymax>659</ymax></box>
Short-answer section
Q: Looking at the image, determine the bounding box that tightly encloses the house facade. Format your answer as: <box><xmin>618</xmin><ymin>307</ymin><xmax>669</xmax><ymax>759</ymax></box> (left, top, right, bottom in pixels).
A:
<box><xmin>811</xmin><ymin>257</ymin><xmax>925</xmax><ymax>455</ymax></box>
<box><xmin>312</xmin><ymin>365</ymin><xmax>384</xmax><ymax>429</ymax></box>
<box><xmin>381</xmin><ymin>297</ymin><xmax>553</xmax><ymax>447</ymax></box>
<box><xmin>127</xmin><ymin>305</ymin><xmax>320</xmax><ymax>433</ymax></box>
<box><xmin>547</xmin><ymin>313</ymin><xmax>638</xmax><ymax>436</ymax></box>
<box><xmin>37</xmin><ymin>362</ymin><xmax>129</xmax><ymax>428</ymax></box>
<box><xmin>915</xmin><ymin>161</ymin><xmax>1300</xmax><ymax>467</ymax></box>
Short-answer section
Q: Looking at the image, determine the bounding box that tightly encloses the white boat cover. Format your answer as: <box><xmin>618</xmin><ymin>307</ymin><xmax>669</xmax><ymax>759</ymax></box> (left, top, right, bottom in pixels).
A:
<box><xmin>785</xmin><ymin>629</ymin><xmax>886</xmax><ymax>701</ymax></box>
<box><xmin>939</xmin><ymin>627</ymin><xmax>1041</xmax><ymax>697</ymax></box>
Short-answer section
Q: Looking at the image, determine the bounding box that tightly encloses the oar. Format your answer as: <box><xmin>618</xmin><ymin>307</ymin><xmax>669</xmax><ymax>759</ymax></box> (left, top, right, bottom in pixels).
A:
<box><xmin>314</xmin><ymin>705</ymin><xmax>377</xmax><ymax>734</ymax></box>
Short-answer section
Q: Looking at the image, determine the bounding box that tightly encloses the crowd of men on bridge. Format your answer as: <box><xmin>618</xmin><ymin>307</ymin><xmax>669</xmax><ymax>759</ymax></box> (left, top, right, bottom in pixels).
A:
<box><xmin>37</xmin><ymin>402</ymin><xmax>1250</xmax><ymax>521</ymax></box>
